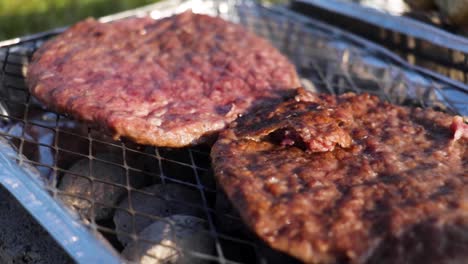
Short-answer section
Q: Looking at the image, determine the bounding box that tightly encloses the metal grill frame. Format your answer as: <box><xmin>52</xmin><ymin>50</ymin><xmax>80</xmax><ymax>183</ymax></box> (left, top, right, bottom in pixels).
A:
<box><xmin>0</xmin><ymin>0</ymin><xmax>467</xmax><ymax>263</ymax></box>
<box><xmin>291</xmin><ymin>0</ymin><xmax>468</xmax><ymax>84</ymax></box>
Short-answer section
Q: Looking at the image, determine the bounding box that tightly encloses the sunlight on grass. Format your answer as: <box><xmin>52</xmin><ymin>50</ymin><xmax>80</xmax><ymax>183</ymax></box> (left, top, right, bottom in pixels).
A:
<box><xmin>0</xmin><ymin>0</ymin><xmax>158</xmax><ymax>40</ymax></box>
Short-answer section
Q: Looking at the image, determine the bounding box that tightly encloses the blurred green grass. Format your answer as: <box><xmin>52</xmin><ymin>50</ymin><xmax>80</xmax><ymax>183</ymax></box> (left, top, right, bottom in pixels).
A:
<box><xmin>0</xmin><ymin>0</ymin><xmax>159</xmax><ymax>40</ymax></box>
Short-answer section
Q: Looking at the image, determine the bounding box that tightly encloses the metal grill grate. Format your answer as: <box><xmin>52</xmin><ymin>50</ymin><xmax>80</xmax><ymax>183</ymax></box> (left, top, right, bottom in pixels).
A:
<box><xmin>290</xmin><ymin>0</ymin><xmax>468</xmax><ymax>84</ymax></box>
<box><xmin>0</xmin><ymin>0</ymin><xmax>467</xmax><ymax>263</ymax></box>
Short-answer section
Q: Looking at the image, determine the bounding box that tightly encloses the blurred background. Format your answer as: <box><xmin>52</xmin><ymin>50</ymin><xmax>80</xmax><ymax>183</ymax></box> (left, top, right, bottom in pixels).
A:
<box><xmin>0</xmin><ymin>0</ymin><xmax>159</xmax><ymax>40</ymax></box>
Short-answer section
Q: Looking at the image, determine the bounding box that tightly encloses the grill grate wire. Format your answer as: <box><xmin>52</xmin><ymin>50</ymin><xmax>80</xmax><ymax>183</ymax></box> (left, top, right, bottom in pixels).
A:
<box><xmin>0</xmin><ymin>0</ymin><xmax>467</xmax><ymax>263</ymax></box>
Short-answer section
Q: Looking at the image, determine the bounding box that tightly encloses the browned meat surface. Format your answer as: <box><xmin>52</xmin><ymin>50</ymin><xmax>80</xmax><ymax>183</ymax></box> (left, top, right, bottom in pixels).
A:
<box><xmin>26</xmin><ymin>12</ymin><xmax>300</xmax><ymax>147</ymax></box>
<box><xmin>211</xmin><ymin>88</ymin><xmax>468</xmax><ymax>264</ymax></box>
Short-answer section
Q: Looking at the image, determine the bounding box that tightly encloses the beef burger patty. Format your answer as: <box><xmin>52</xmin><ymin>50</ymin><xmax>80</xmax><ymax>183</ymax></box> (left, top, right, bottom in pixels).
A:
<box><xmin>211</xmin><ymin>88</ymin><xmax>468</xmax><ymax>264</ymax></box>
<box><xmin>27</xmin><ymin>12</ymin><xmax>300</xmax><ymax>147</ymax></box>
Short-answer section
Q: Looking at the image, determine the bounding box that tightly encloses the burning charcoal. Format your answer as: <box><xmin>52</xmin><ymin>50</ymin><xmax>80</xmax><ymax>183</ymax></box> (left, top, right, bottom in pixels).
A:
<box><xmin>1</xmin><ymin>107</ymin><xmax>126</xmax><ymax>179</ymax></box>
<box><xmin>58</xmin><ymin>154</ymin><xmax>142</xmax><ymax>221</ymax></box>
<box><xmin>121</xmin><ymin>215</ymin><xmax>212</xmax><ymax>264</ymax></box>
<box><xmin>114</xmin><ymin>184</ymin><xmax>202</xmax><ymax>246</ymax></box>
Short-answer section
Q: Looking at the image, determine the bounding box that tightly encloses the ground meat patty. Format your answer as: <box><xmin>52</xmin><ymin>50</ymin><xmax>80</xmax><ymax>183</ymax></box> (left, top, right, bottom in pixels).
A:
<box><xmin>26</xmin><ymin>12</ymin><xmax>300</xmax><ymax>147</ymax></box>
<box><xmin>211</xmin><ymin>88</ymin><xmax>468</xmax><ymax>264</ymax></box>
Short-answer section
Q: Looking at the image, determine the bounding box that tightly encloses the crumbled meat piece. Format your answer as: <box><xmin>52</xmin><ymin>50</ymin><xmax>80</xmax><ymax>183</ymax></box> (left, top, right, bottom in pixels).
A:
<box><xmin>451</xmin><ymin>116</ymin><xmax>468</xmax><ymax>141</ymax></box>
<box><xmin>236</xmin><ymin>88</ymin><xmax>355</xmax><ymax>152</ymax></box>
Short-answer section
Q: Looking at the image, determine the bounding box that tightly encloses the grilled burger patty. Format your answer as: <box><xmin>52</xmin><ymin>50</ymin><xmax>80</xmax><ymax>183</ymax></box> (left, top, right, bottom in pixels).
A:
<box><xmin>26</xmin><ymin>12</ymin><xmax>300</xmax><ymax>147</ymax></box>
<box><xmin>211</xmin><ymin>88</ymin><xmax>468</xmax><ymax>264</ymax></box>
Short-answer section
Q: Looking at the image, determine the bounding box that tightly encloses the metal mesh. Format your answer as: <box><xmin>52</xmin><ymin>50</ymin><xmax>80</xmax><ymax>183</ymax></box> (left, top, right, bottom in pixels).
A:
<box><xmin>0</xmin><ymin>0</ymin><xmax>467</xmax><ymax>263</ymax></box>
<box><xmin>290</xmin><ymin>0</ymin><xmax>468</xmax><ymax>84</ymax></box>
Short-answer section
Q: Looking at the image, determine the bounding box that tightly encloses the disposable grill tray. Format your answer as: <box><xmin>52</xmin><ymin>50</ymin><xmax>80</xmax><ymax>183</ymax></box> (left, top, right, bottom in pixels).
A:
<box><xmin>0</xmin><ymin>0</ymin><xmax>467</xmax><ymax>263</ymax></box>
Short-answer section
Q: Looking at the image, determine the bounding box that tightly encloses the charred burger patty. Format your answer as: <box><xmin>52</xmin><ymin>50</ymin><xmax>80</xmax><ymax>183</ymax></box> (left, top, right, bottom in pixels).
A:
<box><xmin>211</xmin><ymin>88</ymin><xmax>468</xmax><ymax>264</ymax></box>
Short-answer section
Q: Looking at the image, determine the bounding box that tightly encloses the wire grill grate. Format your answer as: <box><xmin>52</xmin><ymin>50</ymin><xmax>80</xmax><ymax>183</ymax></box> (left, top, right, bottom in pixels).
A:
<box><xmin>290</xmin><ymin>0</ymin><xmax>468</xmax><ymax>84</ymax></box>
<box><xmin>0</xmin><ymin>0</ymin><xmax>467</xmax><ymax>263</ymax></box>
